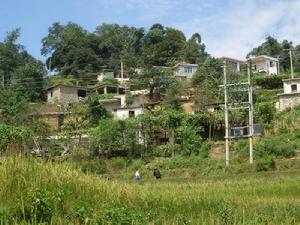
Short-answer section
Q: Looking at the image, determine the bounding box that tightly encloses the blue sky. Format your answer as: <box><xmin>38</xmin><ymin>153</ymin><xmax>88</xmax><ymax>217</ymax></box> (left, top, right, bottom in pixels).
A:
<box><xmin>1</xmin><ymin>0</ymin><xmax>300</xmax><ymax>60</ymax></box>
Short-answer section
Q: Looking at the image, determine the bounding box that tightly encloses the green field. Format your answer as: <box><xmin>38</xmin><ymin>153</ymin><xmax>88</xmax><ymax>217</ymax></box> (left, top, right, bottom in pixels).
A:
<box><xmin>0</xmin><ymin>157</ymin><xmax>299</xmax><ymax>224</ymax></box>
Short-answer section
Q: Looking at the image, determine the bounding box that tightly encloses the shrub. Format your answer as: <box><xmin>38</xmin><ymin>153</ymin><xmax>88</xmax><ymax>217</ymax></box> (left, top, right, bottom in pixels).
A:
<box><xmin>199</xmin><ymin>140</ymin><xmax>213</xmax><ymax>158</ymax></box>
<box><xmin>153</xmin><ymin>144</ymin><xmax>179</xmax><ymax>157</ymax></box>
<box><xmin>107</xmin><ymin>157</ymin><xmax>127</xmax><ymax>171</ymax></box>
<box><xmin>256</xmin><ymin>157</ymin><xmax>276</xmax><ymax>172</ymax></box>
<box><xmin>253</xmin><ymin>75</ymin><xmax>283</xmax><ymax>89</ymax></box>
<box><xmin>255</xmin><ymin>136</ymin><xmax>295</xmax><ymax>158</ymax></box>
<box><xmin>81</xmin><ymin>161</ymin><xmax>107</xmax><ymax>175</ymax></box>
<box><xmin>97</xmin><ymin>207</ymin><xmax>146</xmax><ymax>225</ymax></box>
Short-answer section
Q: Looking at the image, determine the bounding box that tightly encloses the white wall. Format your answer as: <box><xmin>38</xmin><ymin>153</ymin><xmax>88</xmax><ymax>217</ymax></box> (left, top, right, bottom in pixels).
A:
<box><xmin>283</xmin><ymin>80</ymin><xmax>300</xmax><ymax>94</ymax></box>
<box><xmin>114</xmin><ymin>108</ymin><xmax>143</xmax><ymax>120</ymax></box>
<box><xmin>253</xmin><ymin>60</ymin><xmax>278</xmax><ymax>75</ymax></box>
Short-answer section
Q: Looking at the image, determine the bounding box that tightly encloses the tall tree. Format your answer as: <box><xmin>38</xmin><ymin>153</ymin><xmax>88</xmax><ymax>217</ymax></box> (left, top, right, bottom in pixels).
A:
<box><xmin>183</xmin><ymin>33</ymin><xmax>209</xmax><ymax>64</ymax></box>
<box><xmin>42</xmin><ymin>22</ymin><xmax>101</xmax><ymax>76</ymax></box>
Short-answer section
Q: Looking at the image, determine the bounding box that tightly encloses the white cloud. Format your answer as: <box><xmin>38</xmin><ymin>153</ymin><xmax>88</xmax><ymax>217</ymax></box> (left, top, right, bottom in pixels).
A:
<box><xmin>173</xmin><ymin>0</ymin><xmax>300</xmax><ymax>59</ymax></box>
<box><xmin>93</xmin><ymin>0</ymin><xmax>300</xmax><ymax>59</ymax></box>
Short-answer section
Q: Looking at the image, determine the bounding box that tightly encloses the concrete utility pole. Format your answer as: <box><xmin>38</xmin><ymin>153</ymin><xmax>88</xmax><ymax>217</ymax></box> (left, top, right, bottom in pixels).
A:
<box><xmin>289</xmin><ymin>49</ymin><xmax>294</xmax><ymax>79</ymax></box>
<box><xmin>121</xmin><ymin>61</ymin><xmax>124</xmax><ymax>79</ymax></box>
<box><xmin>247</xmin><ymin>60</ymin><xmax>254</xmax><ymax>164</ymax></box>
<box><xmin>223</xmin><ymin>61</ymin><xmax>230</xmax><ymax>166</ymax></box>
<box><xmin>222</xmin><ymin>58</ymin><xmax>255</xmax><ymax>166</ymax></box>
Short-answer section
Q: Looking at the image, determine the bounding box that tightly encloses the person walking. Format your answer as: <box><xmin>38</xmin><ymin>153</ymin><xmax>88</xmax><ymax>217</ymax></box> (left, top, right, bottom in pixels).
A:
<box><xmin>153</xmin><ymin>168</ymin><xmax>161</xmax><ymax>179</ymax></box>
<box><xmin>134</xmin><ymin>170</ymin><xmax>141</xmax><ymax>181</ymax></box>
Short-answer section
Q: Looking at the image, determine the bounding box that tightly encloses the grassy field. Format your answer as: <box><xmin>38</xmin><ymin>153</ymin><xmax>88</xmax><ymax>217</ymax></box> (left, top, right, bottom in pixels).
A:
<box><xmin>0</xmin><ymin>156</ymin><xmax>299</xmax><ymax>224</ymax></box>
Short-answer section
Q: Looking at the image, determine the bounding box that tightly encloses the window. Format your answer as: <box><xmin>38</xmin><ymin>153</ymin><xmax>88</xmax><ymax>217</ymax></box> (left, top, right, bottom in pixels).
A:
<box><xmin>270</xmin><ymin>61</ymin><xmax>274</xmax><ymax>67</ymax></box>
<box><xmin>254</xmin><ymin>65</ymin><xmax>257</xmax><ymax>70</ymax></box>
<box><xmin>291</xmin><ymin>84</ymin><xmax>297</xmax><ymax>93</ymax></box>
<box><xmin>129</xmin><ymin>111</ymin><xmax>135</xmax><ymax>118</ymax></box>
<box><xmin>77</xmin><ymin>90</ymin><xmax>87</xmax><ymax>98</ymax></box>
<box><xmin>184</xmin><ymin>66</ymin><xmax>193</xmax><ymax>74</ymax></box>
<box><xmin>50</xmin><ymin>91</ymin><xmax>53</xmax><ymax>97</ymax></box>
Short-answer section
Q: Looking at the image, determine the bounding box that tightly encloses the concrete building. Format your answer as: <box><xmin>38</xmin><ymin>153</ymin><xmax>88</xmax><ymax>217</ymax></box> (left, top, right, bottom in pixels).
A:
<box><xmin>277</xmin><ymin>78</ymin><xmax>300</xmax><ymax>111</ymax></box>
<box><xmin>97</xmin><ymin>69</ymin><xmax>129</xmax><ymax>84</ymax></box>
<box><xmin>112</xmin><ymin>106</ymin><xmax>143</xmax><ymax>120</ymax></box>
<box><xmin>174</xmin><ymin>62</ymin><xmax>198</xmax><ymax>79</ymax></box>
<box><xmin>252</xmin><ymin>55</ymin><xmax>279</xmax><ymax>75</ymax></box>
<box><xmin>47</xmin><ymin>85</ymin><xmax>88</xmax><ymax>105</ymax></box>
<box><xmin>221</xmin><ymin>57</ymin><xmax>246</xmax><ymax>73</ymax></box>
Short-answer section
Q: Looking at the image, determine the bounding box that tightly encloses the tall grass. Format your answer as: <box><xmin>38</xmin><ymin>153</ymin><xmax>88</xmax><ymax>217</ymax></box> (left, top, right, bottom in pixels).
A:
<box><xmin>0</xmin><ymin>156</ymin><xmax>299</xmax><ymax>224</ymax></box>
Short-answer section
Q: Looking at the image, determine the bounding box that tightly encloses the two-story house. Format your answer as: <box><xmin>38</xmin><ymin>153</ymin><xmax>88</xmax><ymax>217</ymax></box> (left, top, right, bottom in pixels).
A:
<box><xmin>252</xmin><ymin>55</ymin><xmax>279</xmax><ymax>75</ymax></box>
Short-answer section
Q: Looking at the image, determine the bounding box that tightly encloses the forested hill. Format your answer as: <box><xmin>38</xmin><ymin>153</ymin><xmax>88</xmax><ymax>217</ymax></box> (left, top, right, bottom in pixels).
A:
<box><xmin>41</xmin><ymin>23</ymin><xmax>209</xmax><ymax>77</ymax></box>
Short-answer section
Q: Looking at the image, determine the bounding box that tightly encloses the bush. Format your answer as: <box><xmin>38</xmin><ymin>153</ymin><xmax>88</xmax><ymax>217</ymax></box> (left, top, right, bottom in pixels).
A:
<box><xmin>256</xmin><ymin>157</ymin><xmax>276</xmax><ymax>172</ymax></box>
<box><xmin>81</xmin><ymin>161</ymin><xmax>107</xmax><ymax>175</ymax></box>
<box><xmin>107</xmin><ymin>157</ymin><xmax>128</xmax><ymax>171</ymax></box>
<box><xmin>153</xmin><ymin>144</ymin><xmax>179</xmax><ymax>157</ymax></box>
<box><xmin>199</xmin><ymin>140</ymin><xmax>213</xmax><ymax>158</ymax></box>
<box><xmin>255</xmin><ymin>136</ymin><xmax>295</xmax><ymax>158</ymax></box>
<box><xmin>97</xmin><ymin>207</ymin><xmax>146</xmax><ymax>225</ymax></box>
<box><xmin>253</xmin><ymin>75</ymin><xmax>283</xmax><ymax>89</ymax></box>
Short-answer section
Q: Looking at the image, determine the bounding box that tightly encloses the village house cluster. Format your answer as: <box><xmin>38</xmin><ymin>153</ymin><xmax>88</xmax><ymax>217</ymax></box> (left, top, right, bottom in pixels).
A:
<box><xmin>38</xmin><ymin>54</ymin><xmax>295</xmax><ymax>132</ymax></box>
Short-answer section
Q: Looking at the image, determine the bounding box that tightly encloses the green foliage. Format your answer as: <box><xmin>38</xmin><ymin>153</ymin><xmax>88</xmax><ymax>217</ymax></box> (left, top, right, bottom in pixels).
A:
<box><xmin>100</xmin><ymin>76</ymin><xmax>119</xmax><ymax>86</ymax></box>
<box><xmin>253</xmin><ymin>75</ymin><xmax>284</xmax><ymax>89</ymax></box>
<box><xmin>12</xmin><ymin>60</ymin><xmax>46</xmax><ymax>102</ymax></box>
<box><xmin>255</xmin><ymin>157</ymin><xmax>276</xmax><ymax>172</ymax></box>
<box><xmin>153</xmin><ymin>144</ymin><xmax>179</xmax><ymax>157</ymax></box>
<box><xmin>0</xmin><ymin>90</ymin><xmax>29</xmax><ymax>125</ymax></box>
<box><xmin>129</xmin><ymin>66</ymin><xmax>174</xmax><ymax>99</ymax></box>
<box><xmin>0</xmin><ymin>124</ymin><xmax>33</xmax><ymax>152</ymax></box>
<box><xmin>255</xmin><ymin>135</ymin><xmax>295</xmax><ymax>158</ymax></box>
<box><xmin>81</xmin><ymin>161</ymin><xmax>107</xmax><ymax>174</ymax></box>
<box><xmin>90</xmin><ymin>119</ymin><xmax>139</xmax><ymax>158</ymax></box>
<box><xmin>254</xmin><ymin>102</ymin><xmax>276</xmax><ymax>125</ymax></box>
<box><xmin>163</xmin><ymin>81</ymin><xmax>182</xmax><ymax>110</ymax></box>
<box><xmin>97</xmin><ymin>207</ymin><xmax>146</xmax><ymax>225</ymax></box>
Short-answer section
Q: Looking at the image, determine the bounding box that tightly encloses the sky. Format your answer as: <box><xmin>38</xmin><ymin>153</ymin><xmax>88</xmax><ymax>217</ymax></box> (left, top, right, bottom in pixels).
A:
<box><xmin>1</xmin><ymin>0</ymin><xmax>300</xmax><ymax>61</ymax></box>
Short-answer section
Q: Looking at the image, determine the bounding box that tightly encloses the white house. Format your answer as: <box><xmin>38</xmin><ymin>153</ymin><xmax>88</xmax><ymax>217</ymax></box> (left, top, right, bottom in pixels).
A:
<box><xmin>97</xmin><ymin>69</ymin><xmax>129</xmax><ymax>84</ymax></box>
<box><xmin>277</xmin><ymin>78</ymin><xmax>300</xmax><ymax>111</ymax></box>
<box><xmin>252</xmin><ymin>55</ymin><xmax>279</xmax><ymax>75</ymax></box>
<box><xmin>112</xmin><ymin>106</ymin><xmax>143</xmax><ymax>120</ymax></box>
<box><xmin>174</xmin><ymin>62</ymin><xmax>198</xmax><ymax>79</ymax></box>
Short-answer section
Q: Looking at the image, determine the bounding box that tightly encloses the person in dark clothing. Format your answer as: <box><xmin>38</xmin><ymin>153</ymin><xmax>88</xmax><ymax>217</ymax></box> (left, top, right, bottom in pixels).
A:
<box><xmin>153</xmin><ymin>168</ymin><xmax>161</xmax><ymax>179</ymax></box>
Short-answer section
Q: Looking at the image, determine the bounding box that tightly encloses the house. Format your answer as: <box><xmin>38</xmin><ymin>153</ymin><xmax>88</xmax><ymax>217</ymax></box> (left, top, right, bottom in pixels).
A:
<box><xmin>276</xmin><ymin>78</ymin><xmax>300</xmax><ymax>111</ymax></box>
<box><xmin>252</xmin><ymin>55</ymin><xmax>279</xmax><ymax>75</ymax></box>
<box><xmin>112</xmin><ymin>106</ymin><xmax>143</xmax><ymax>120</ymax></box>
<box><xmin>174</xmin><ymin>62</ymin><xmax>198</xmax><ymax>80</ymax></box>
<box><xmin>97</xmin><ymin>69</ymin><xmax>129</xmax><ymax>84</ymax></box>
<box><xmin>93</xmin><ymin>84</ymin><xmax>126</xmax><ymax>95</ymax></box>
<box><xmin>47</xmin><ymin>85</ymin><xmax>88</xmax><ymax>105</ymax></box>
<box><xmin>221</xmin><ymin>57</ymin><xmax>246</xmax><ymax>73</ymax></box>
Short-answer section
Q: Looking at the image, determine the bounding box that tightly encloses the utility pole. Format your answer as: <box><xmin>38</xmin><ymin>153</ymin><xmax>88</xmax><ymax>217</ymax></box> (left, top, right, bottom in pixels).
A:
<box><xmin>247</xmin><ymin>60</ymin><xmax>254</xmax><ymax>164</ymax></box>
<box><xmin>121</xmin><ymin>61</ymin><xmax>124</xmax><ymax>79</ymax></box>
<box><xmin>221</xmin><ymin>59</ymin><xmax>255</xmax><ymax>166</ymax></box>
<box><xmin>223</xmin><ymin>61</ymin><xmax>230</xmax><ymax>166</ymax></box>
<box><xmin>289</xmin><ymin>49</ymin><xmax>294</xmax><ymax>79</ymax></box>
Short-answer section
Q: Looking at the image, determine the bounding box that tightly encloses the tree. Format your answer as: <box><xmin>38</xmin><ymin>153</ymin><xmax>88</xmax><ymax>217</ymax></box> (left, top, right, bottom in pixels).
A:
<box><xmin>163</xmin><ymin>81</ymin><xmax>182</xmax><ymax>110</ymax></box>
<box><xmin>42</xmin><ymin>22</ymin><xmax>101</xmax><ymax>76</ymax></box>
<box><xmin>141</xmin><ymin>25</ymin><xmax>186</xmax><ymax>66</ymax></box>
<box><xmin>12</xmin><ymin>60</ymin><xmax>46</xmax><ymax>102</ymax></box>
<box><xmin>0</xmin><ymin>89</ymin><xmax>29</xmax><ymax>125</ymax></box>
<box><xmin>183</xmin><ymin>33</ymin><xmax>209</xmax><ymax>64</ymax></box>
<box><xmin>129</xmin><ymin>66</ymin><xmax>174</xmax><ymax>100</ymax></box>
